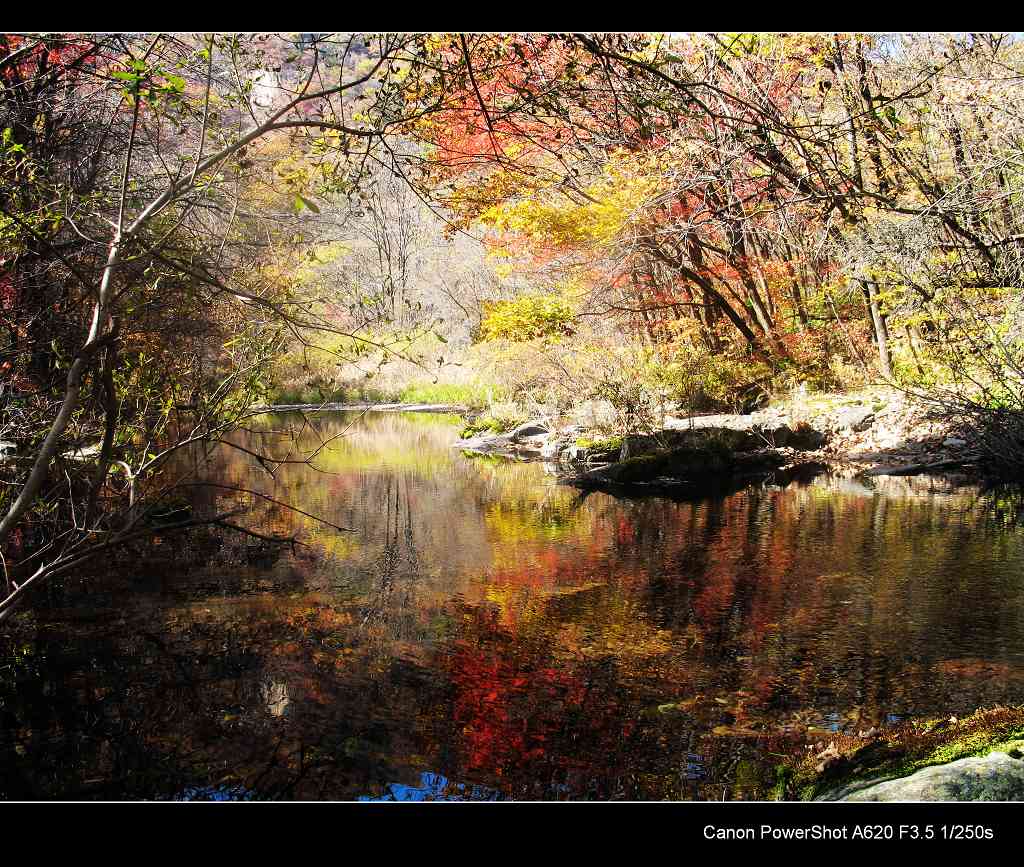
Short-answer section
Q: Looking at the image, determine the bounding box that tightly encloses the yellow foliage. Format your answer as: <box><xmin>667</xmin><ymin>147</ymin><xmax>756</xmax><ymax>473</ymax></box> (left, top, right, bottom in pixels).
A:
<box><xmin>479</xmin><ymin>148</ymin><xmax>662</xmax><ymax>250</ymax></box>
<box><xmin>479</xmin><ymin>294</ymin><xmax>575</xmax><ymax>342</ymax></box>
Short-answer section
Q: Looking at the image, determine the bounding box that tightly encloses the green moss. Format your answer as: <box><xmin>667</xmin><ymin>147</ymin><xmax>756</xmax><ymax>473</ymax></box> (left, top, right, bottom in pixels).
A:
<box><xmin>794</xmin><ymin>705</ymin><xmax>1024</xmax><ymax>801</ymax></box>
<box><xmin>602</xmin><ymin>446</ymin><xmax>731</xmax><ymax>484</ymax></box>
<box><xmin>460</xmin><ymin>412</ymin><xmax>525</xmax><ymax>439</ymax></box>
<box><xmin>575</xmin><ymin>435</ymin><xmax>623</xmax><ymax>452</ymax></box>
<box><xmin>460</xmin><ymin>417</ymin><xmax>503</xmax><ymax>438</ymax></box>
<box><xmin>769</xmin><ymin>765</ymin><xmax>794</xmax><ymax>801</ymax></box>
<box><xmin>459</xmin><ymin>451</ymin><xmax>514</xmax><ymax>465</ymax></box>
<box><xmin>906</xmin><ymin>731</ymin><xmax>1024</xmax><ymax>773</ymax></box>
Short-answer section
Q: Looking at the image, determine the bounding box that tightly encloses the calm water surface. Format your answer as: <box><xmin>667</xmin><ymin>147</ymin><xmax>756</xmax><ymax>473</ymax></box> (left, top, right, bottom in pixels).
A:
<box><xmin>3</xmin><ymin>411</ymin><xmax>1024</xmax><ymax>800</ymax></box>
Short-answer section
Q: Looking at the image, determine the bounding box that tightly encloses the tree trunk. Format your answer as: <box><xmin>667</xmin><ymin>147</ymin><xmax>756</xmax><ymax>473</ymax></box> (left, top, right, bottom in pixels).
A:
<box><xmin>863</xmin><ymin>279</ymin><xmax>892</xmax><ymax>378</ymax></box>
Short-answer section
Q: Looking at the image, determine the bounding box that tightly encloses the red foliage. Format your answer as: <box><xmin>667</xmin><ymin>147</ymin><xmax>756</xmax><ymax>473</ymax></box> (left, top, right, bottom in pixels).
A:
<box><xmin>445</xmin><ymin>636</ymin><xmax>587</xmax><ymax>774</ymax></box>
<box><xmin>1</xmin><ymin>35</ymin><xmax>98</xmax><ymax>85</ymax></box>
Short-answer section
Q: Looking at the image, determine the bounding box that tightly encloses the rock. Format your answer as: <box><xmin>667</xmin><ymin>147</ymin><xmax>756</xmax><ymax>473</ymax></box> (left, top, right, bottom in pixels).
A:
<box><xmin>820</xmin><ymin>751</ymin><xmax>1024</xmax><ymax>801</ymax></box>
<box><xmin>577</xmin><ymin>442</ymin><xmax>622</xmax><ymax>464</ymax></box>
<box><xmin>565</xmin><ymin>444</ymin><xmax>792</xmax><ymax>491</ymax></box>
<box><xmin>623</xmin><ymin>427</ymin><xmax>758</xmax><ymax>459</ymax></box>
<box><xmin>785</xmin><ymin>424</ymin><xmax>828</xmax><ymax>450</ymax></box>
<box><xmin>559</xmin><ymin>442</ymin><xmax>583</xmax><ymax>464</ymax></box>
<box><xmin>731</xmin><ymin>449</ymin><xmax>794</xmax><ymax>475</ymax></box>
<box><xmin>554</xmin><ymin>433</ymin><xmax>624</xmax><ymax>465</ymax></box>
<box><xmin>456</xmin><ymin>433</ymin><xmax>513</xmax><ymax>455</ymax></box>
<box><xmin>663</xmin><ymin>413</ymin><xmax>756</xmax><ymax>432</ymax></box>
<box><xmin>569</xmin><ymin>446</ymin><xmax>730</xmax><ymax>488</ymax></box>
<box><xmin>831</xmin><ymin>405</ymin><xmax>875</xmax><ymax>432</ymax></box>
<box><xmin>510</xmin><ymin>420</ymin><xmax>549</xmax><ymax>441</ymax></box>
<box><xmin>660</xmin><ymin>416</ymin><xmax>826</xmax><ymax>452</ymax></box>
<box><xmin>63</xmin><ymin>442</ymin><xmax>104</xmax><ymax>462</ymax></box>
<box><xmin>621</xmin><ymin>432</ymin><xmax>680</xmax><ymax>460</ymax></box>
<box><xmin>540</xmin><ymin>437</ymin><xmax>563</xmax><ymax>461</ymax></box>
<box><xmin>512</xmin><ymin>437</ymin><xmax>547</xmax><ymax>457</ymax></box>
<box><xmin>459</xmin><ymin>427</ymin><xmax>555</xmax><ymax>460</ymax></box>
<box><xmin>943</xmin><ymin>437</ymin><xmax>968</xmax><ymax>448</ymax></box>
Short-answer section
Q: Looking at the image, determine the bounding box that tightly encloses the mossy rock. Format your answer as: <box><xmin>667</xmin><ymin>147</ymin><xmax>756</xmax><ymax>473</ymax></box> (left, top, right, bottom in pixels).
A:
<box><xmin>573</xmin><ymin>435</ymin><xmax>624</xmax><ymax>463</ymax></box>
<box><xmin>575</xmin><ymin>434</ymin><xmax>623</xmax><ymax>452</ymax></box>
<box><xmin>622</xmin><ymin>428</ymin><xmax>755</xmax><ymax>460</ymax></box>
<box><xmin>786</xmin><ymin>423</ymin><xmax>827</xmax><ymax>450</ymax></box>
<box><xmin>459</xmin><ymin>412</ymin><xmax>525</xmax><ymax>440</ymax></box>
<box><xmin>823</xmin><ymin>750</ymin><xmax>1024</xmax><ymax>801</ymax></box>
<box><xmin>573</xmin><ymin>445</ymin><xmax>732</xmax><ymax>487</ymax></box>
<box><xmin>793</xmin><ymin>705</ymin><xmax>1024</xmax><ymax>801</ymax></box>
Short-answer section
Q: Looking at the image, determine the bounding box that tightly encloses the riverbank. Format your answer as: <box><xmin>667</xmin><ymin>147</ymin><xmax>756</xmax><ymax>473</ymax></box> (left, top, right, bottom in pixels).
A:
<box><xmin>253</xmin><ymin>401</ymin><xmax>467</xmax><ymax>414</ymax></box>
<box><xmin>453</xmin><ymin>388</ymin><xmax>987</xmax><ymax>488</ymax></box>
<box><xmin>789</xmin><ymin>705</ymin><xmax>1024</xmax><ymax>801</ymax></box>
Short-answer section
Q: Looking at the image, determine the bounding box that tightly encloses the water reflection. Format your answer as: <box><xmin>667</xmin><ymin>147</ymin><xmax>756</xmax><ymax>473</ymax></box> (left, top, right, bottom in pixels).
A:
<box><xmin>2</xmin><ymin>411</ymin><xmax>1024</xmax><ymax>800</ymax></box>
<box><xmin>359</xmin><ymin>771</ymin><xmax>502</xmax><ymax>802</ymax></box>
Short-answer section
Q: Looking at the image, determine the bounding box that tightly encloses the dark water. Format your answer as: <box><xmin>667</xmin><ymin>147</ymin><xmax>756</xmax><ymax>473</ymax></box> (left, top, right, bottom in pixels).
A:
<box><xmin>3</xmin><ymin>411</ymin><xmax>1024</xmax><ymax>800</ymax></box>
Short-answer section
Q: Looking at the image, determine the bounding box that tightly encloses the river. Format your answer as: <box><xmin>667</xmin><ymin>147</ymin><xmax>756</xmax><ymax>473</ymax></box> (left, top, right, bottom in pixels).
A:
<box><xmin>2</xmin><ymin>410</ymin><xmax>1024</xmax><ymax>800</ymax></box>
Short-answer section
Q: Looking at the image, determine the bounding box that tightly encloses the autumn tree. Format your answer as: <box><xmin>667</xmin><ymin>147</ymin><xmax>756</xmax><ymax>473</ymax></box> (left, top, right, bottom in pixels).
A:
<box><xmin>0</xmin><ymin>32</ymin><xmax>459</xmax><ymax>618</ymax></box>
<box><xmin>402</xmin><ymin>32</ymin><xmax>1024</xmax><ymax>446</ymax></box>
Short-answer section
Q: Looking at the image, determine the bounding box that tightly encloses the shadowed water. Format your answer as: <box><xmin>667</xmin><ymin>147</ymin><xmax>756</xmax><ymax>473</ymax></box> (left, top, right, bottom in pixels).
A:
<box><xmin>2</xmin><ymin>411</ymin><xmax>1024</xmax><ymax>800</ymax></box>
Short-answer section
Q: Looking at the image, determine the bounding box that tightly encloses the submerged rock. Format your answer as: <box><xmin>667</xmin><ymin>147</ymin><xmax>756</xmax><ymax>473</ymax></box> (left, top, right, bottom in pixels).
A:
<box><xmin>820</xmin><ymin>750</ymin><xmax>1024</xmax><ymax>801</ymax></box>
<box><xmin>458</xmin><ymin>428</ymin><xmax>553</xmax><ymax>460</ymax></box>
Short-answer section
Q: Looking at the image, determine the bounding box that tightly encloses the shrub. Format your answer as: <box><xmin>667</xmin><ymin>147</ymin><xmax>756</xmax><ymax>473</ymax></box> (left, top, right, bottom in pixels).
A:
<box><xmin>648</xmin><ymin>348</ymin><xmax>776</xmax><ymax>414</ymax></box>
<box><xmin>479</xmin><ymin>294</ymin><xmax>575</xmax><ymax>342</ymax></box>
<box><xmin>460</xmin><ymin>401</ymin><xmax>526</xmax><ymax>438</ymax></box>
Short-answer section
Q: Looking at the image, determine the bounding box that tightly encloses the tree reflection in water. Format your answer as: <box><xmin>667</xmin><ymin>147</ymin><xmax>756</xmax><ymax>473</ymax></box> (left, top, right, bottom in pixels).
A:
<box><xmin>2</xmin><ymin>412</ymin><xmax>1024</xmax><ymax>800</ymax></box>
